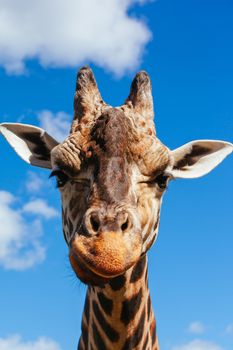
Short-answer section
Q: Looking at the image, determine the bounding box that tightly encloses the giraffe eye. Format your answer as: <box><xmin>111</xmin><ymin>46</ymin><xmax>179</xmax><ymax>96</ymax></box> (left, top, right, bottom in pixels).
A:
<box><xmin>50</xmin><ymin>170</ymin><xmax>69</xmax><ymax>188</ymax></box>
<box><xmin>154</xmin><ymin>174</ymin><xmax>170</xmax><ymax>190</ymax></box>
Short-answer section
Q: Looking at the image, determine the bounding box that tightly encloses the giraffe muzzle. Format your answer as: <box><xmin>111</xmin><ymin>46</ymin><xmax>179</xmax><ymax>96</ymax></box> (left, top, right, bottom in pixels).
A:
<box><xmin>69</xmin><ymin>229</ymin><xmax>142</xmax><ymax>285</ymax></box>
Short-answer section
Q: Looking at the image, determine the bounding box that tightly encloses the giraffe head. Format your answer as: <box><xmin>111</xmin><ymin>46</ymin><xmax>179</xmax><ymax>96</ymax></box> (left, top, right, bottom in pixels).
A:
<box><xmin>1</xmin><ymin>67</ymin><xmax>232</xmax><ymax>285</ymax></box>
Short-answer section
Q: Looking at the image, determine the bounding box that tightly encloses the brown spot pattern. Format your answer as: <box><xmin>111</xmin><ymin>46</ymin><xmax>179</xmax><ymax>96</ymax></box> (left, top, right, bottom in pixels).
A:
<box><xmin>51</xmin><ymin>67</ymin><xmax>163</xmax><ymax>350</ymax></box>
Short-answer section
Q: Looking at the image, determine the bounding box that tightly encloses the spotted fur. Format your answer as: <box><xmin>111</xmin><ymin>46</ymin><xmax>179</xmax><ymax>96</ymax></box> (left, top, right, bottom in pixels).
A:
<box><xmin>49</xmin><ymin>67</ymin><xmax>168</xmax><ymax>349</ymax></box>
<box><xmin>78</xmin><ymin>256</ymin><xmax>158</xmax><ymax>350</ymax></box>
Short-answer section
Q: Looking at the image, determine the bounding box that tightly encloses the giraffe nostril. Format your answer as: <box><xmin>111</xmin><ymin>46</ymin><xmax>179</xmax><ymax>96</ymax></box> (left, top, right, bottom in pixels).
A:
<box><xmin>121</xmin><ymin>218</ymin><xmax>129</xmax><ymax>232</ymax></box>
<box><xmin>90</xmin><ymin>214</ymin><xmax>100</xmax><ymax>233</ymax></box>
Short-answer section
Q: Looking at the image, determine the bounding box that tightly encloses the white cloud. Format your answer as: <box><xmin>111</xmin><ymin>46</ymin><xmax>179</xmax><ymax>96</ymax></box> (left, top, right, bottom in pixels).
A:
<box><xmin>22</xmin><ymin>199</ymin><xmax>59</xmax><ymax>219</ymax></box>
<box><xmin>0</xmin><ymin>191</ymin><xmax>45</xmax><ymax>270</ymax></box>
<box><xmin>225</xmin><ymin>323</ymin><xmax>233</xmax><ymax>335</ymax></box>
<box><xmin>0</xmin><ymin>0</ymin><xmax>151</xmax><ymax>76</ymax></box>
<box><xmin>171</xmin><ymin>339</ymin><xmax>223</xmax><ymax>350</ymax></box>
<box><xmin>0</xmin><ymin>335</ymin><xmax>61</xmax><ymax>350</ymax></box>
<box><xmin>26</xmin><ymin>171</ymin><xmax>45</xmax><ymax>193</ymax></box>
<box><xmin>188</xmin><ymin>322</ymin><xmax>206</xmax><ymax>335</ymax></box>
<box><xmin>38</xmin><ymin>110</ymin><xmax>71</xmax><ymax>142</ymax></box>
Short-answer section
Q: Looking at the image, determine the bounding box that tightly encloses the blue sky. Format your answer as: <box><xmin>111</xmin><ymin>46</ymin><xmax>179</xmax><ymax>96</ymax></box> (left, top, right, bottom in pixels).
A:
<box><xmin>0</xmin><ymin>1</ymin><xmax>232</xmax><ymax>350</ymax></box>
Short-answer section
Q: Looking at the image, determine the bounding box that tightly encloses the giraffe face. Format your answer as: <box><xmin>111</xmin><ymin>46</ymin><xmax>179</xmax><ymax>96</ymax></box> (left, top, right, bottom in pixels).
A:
<box><xmin>2</xmin><ymin>67</ymin><xmax>231</xmax><ymax>286</ymax></box>
<box><xmin>50</xmin><ymin>105</ymin><xmax>171</xmax><ymax>285</ymax></box>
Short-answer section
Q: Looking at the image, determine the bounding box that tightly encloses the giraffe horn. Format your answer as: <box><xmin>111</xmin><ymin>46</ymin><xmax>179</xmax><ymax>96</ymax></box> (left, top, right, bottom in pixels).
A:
<box><xmin>125</xmin><ymin>71</ymin><xmax>154</xmax><ymax>121</ymax></box>
<box><xmin>72</xmin><ymin>66</ymin><xmax>106</xmax><ymax>132</ymax></box>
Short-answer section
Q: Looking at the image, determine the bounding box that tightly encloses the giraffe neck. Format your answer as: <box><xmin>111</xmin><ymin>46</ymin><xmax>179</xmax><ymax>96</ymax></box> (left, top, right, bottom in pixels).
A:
<box><xmin>78</xmin><ymin>256</ymin><xmax>159</xmax><ymax>350</ymax></box>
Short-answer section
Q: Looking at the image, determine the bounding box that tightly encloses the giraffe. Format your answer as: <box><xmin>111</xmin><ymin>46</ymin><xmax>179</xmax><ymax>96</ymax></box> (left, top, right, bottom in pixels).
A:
<box><xmin>0</xmin><ymin>66</ymin><xmax>232</xmax><ymax>350</ymax></box>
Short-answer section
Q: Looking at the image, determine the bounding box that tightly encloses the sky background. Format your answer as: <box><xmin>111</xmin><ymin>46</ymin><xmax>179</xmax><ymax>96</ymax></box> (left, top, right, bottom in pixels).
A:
<box><xmin>0</xmin><ymin>1</ymin><xmax>233</xmax><ymax>350</ymax></box>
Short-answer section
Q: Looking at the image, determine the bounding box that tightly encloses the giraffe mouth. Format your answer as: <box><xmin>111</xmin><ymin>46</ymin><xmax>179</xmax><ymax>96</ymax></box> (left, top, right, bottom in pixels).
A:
<box><xmin>69</xmin><ymin>250</ymin><xmax>119</xmax><ymax>285</ymax></box>
<box><xmin>69</xmin><ymin>231</ymin><xmax>142</xmax><ymax>285</ymax></box>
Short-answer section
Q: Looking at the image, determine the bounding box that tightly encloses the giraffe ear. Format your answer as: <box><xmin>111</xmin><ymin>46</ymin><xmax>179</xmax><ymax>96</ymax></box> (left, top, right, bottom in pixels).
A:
<box><xmin>0</xmin><ymin>123</ymin><xmax>59</xmax><ymax>169</ymax></box>
<box><xmin>170</xmin><ymin>140</ymin><xmax>233</xmax><ymax>179</ymax></box>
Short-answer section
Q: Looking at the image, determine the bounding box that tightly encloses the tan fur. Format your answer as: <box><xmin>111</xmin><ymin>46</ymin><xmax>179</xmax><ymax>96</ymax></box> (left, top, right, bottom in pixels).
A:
<box><xmin>72</xmin><ymin>230</ymin><xmax>142</xmax><ymax>278</ymax></box>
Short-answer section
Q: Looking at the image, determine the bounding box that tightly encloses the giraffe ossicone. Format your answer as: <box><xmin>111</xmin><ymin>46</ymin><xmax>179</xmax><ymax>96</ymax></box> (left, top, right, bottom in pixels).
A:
<box><xmin>1</xmin><ymin>66</ymin><xmax>232</xmax><ymax>350</ymax></box>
